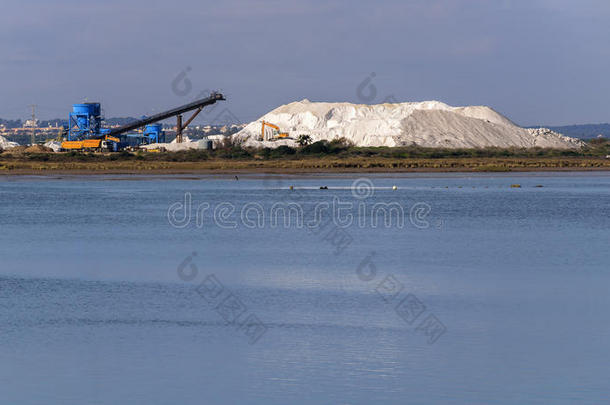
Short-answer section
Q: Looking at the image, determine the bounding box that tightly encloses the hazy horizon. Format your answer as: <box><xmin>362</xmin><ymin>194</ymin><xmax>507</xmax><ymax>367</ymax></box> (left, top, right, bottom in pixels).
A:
<box><xmin>2</xmin><ymin>0</ymin><xmax>609</xmax><ymax>127</ymax></box>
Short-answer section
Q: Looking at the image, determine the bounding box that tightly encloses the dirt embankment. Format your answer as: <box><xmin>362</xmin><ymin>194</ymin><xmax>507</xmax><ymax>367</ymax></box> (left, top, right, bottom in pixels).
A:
<box><xmin>0</xmin><ymin>156</ymin><xmax>609</xmax><ymax>175</ymax></box>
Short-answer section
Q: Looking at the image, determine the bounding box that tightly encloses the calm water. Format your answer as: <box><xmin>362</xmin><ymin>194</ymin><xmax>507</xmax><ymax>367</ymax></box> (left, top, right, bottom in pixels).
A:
<box><xmin>1</xmin><ymin>172</ymin><xmax>609</xmax><ymax>404</ymax></box>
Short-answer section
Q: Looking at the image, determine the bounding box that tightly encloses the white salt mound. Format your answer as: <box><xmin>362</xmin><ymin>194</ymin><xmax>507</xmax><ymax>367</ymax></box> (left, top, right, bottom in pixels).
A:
<box><xmin>235</xmin><ymin>100</ymin><xmax>583</xmax><ymax>149</ymax></box>
<box><xmin>170</xmin><ymin>135</ymin><xmax>192</xmax><ymax>144</ymax></box>
<box><xmin>44</xmin><ymin>140</ymin><xmax>62</xmax><ymax>152</ymax></box>
<box><xmin>0</xmin><ymin>135</ymin><xmax>19</xmax><ymax>149</ymax></box>
<box><xmin>141</xmin><ymin>136</ymin><xmax>210</xmax><ymax>151</ymax></box>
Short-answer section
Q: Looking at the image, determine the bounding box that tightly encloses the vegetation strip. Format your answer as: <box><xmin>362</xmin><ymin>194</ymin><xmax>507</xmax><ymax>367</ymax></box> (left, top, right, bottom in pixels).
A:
<box><xmin>1</xmin><ymin>138</ymin><xmax>609</xmax><ymax>174</ymax></box>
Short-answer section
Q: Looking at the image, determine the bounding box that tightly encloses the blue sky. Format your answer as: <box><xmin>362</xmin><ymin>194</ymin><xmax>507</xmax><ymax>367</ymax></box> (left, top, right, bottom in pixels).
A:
<box><xmin>1</xmin><ymin>0</ymin><xmax>609</xmax><ymax>125</ymax></box>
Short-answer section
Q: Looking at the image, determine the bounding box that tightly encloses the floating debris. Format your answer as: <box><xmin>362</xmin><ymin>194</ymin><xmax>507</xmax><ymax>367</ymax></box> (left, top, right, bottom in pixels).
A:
<box><xmin>511</xmin><ymin>184</ymin><xmax>521</xmax><ymax>188</ymax></box>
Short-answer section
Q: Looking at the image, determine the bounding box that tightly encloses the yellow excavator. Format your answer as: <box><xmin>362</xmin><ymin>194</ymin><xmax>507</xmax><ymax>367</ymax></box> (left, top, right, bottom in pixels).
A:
<box><xmin>260</xmin><ymin>121</ymin><xmax>289</xmax><ymax>141</ymax></box>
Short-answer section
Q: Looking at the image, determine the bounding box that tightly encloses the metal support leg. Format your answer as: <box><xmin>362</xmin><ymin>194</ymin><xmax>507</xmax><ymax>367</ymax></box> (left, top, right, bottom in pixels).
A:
<box><xmin>177</xmin><ymin>114</ymin><xmax>183</xmax><ymax>143</ymax></box>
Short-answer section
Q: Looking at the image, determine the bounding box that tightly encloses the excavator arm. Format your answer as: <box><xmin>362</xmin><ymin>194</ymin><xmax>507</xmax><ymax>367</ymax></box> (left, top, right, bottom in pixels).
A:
<box><xmin>261</xmin><ymin>121</ymin><xmax>289</xmax><ymax>141</ymax></box>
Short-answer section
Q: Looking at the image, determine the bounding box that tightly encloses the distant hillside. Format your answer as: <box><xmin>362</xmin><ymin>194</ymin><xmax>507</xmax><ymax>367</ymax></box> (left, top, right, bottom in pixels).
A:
<box><xmin>530</xmin><ymin>124</ymin><xmax>610</xmax><ymax>140</ymax></box>
<box><xmin>1</xmin><ymin>117</ymin><xmax>141</xmax><ymax>128</ymax></box>
<box><xmin>0</xmin><ymin>118</ymin><xmax>23</xmax><ymax>128</ymax></box>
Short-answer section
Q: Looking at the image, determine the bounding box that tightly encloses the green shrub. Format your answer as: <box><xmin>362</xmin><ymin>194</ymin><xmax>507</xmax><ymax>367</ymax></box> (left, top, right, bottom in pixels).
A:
<box><xmin>296</xmin><ymin>134</ymin><xmax>312</xmax><ymax>146</ymax></box>
<box><xmin>273</xmin><ymin>145</ymin><xmax>296</xmax><ymax>156</ymax></box>
<box><xmin>300</xmin><ymin>140</ymin><xmax>330</xmax><ymax>154</ymax></box>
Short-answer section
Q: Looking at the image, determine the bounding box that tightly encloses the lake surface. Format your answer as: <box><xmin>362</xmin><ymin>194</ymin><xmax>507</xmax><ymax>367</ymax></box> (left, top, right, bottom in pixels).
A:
<box><xmin>1</xmin><ymin>172</ymin><xmax>609</xmax><ymax>404</ymax></box>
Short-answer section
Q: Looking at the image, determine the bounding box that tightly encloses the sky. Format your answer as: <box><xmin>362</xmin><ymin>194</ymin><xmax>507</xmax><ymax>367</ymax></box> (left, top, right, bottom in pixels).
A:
<box><xmin>1</xmin><ymin>0</ymin><xmax>609</xmax><ymax>126</ymax></box>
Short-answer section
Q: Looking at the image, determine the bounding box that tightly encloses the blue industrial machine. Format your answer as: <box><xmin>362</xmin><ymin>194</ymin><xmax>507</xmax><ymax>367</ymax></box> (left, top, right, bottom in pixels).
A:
<box><xmin>68</xmin><ymin>103</ymin><xmax>102</xmax><ymax>141</ymax></box>
<box><xmin>121</xmin><ymin>124</ymin><xmax>164</xmax><ymax>147</ymax></box>
<box><xmin>144</xmin><ymin>124</ymin><xmax>165</xmax><ymax>143</ymax></box>
<box><xmin>61</xmin><ymin>92</ymin><xmax>225</xmax><ymax>151</ymax></box>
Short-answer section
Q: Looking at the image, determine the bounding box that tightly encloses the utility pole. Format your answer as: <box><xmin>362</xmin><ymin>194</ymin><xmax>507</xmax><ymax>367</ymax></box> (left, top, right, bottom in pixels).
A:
<box><xmin>28</xmin><ymin>104</ymin><xmax>37</xmax><ymax>145</ymax></box>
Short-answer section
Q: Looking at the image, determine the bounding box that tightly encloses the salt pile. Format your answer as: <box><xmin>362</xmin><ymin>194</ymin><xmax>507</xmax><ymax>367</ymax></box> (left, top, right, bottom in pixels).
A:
<box><xmin>235</xmin><ymin>100</ymin><xmax>583</xmax><ymax>149</ymax></box>
<box><xmin>0</xmin><ymin>135</ymin><xmax>19</xmax><ymax>150</ymax></box>
<box><xmin>44</xmin><ymin>140</ymin><xmax>62</xmax><ymax>152</ymax></box>
<box><xmin>171</xmin><ymin>135</ymin><xmax>192</xmax><ymax>144</ymax></box>
<box><xmin>140</xmin><ymin>135</ymin><xmax>211</xmax><ymax>151</ymax></box>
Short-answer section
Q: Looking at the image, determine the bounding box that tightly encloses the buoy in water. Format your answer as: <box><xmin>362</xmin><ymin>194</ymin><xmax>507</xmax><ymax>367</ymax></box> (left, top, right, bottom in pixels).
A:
<box><xmin>511</xmin><ymin>184</ymin><xmax>521</xmax><ymax>188</ymax></box>
<box><xmin>392</xmin><ymin>185</ymin><xmax>398</xmax><ymax>190</ymax></box>
<box><xmin>289</xmin><ymin>186</ymin><xmax>294</xmax><ymax>190</ymax></box>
